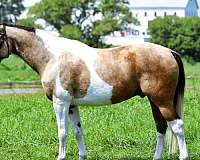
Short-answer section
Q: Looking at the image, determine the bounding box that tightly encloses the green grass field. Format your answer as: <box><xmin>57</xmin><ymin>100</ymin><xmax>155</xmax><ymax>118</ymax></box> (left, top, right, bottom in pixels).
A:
<box><xmin>183</xmin><ymin>60</ymin><xmax>200</xmax><ymax>89</ymax></box>
<box><xmin>0</xmin><ymin>91</ymin><xmax>199</xmax><ymax>160</ymax></box>
<box><xmin>0</xmin><ymin>55</ymin><xmax>39</xmax><ymax>82</ymax></box>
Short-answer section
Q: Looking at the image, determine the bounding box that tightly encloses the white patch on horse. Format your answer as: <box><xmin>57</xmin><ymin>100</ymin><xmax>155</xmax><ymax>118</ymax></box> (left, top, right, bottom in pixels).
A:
<box><xmin>153</xmin><ymin>132</ymin><xmax>164</xmax><ymax>160</ymax></box>
<box><xmin>168</xmin><ymin>119</ymin><xmax>188</xmax><ymax>159</ymax></box>
<box><xmin>69</xmin><ymin>107</ymin><xmax>86</xmax><ymax>158</ymax></box>
<box><xmin>53</xmin><ymin>96</ymin><xmax>70</xmax><ymax>160</ymax></box>
<box><xmin>36</xmin><ymin>29</ymin><xmax>113</xmax><ymax>105</ymax></box>
<box><xmin>55</xmin><ymin>74</ymin><xmax>71</xmax><ymax>101</ymax></box>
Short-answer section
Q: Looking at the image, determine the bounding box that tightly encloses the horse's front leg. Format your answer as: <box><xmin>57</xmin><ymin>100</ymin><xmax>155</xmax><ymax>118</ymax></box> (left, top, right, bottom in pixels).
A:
<box><xmin>69</xmin><ymin>106</ymin><xmax>87</xmax><ymax>160</ymax></box>
<box><xmin>53</xmin><ymin>96</ymin><xmax>70</xmax><ymax>160</ymax></box>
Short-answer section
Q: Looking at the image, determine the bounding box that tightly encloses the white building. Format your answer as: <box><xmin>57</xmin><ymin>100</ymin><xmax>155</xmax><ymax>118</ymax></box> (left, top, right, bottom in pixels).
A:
<box><xmin>131</xmin><ymin>0</ymin><xmax>198</xmax><ymax>36</ymax></box>
<box><xmin>104</xmin><ymin>0</ymin><xmax>199</xmax><ymax>45</ymax></box>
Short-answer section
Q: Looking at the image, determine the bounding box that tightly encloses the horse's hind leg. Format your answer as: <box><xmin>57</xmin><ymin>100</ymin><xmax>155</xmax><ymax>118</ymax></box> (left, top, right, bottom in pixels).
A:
<box><xmin>69</xmin><ymin>106</ymin><xmax>87</xmax><ymax>160</ymax></box>
<box><xmin>149</xmin><ymin>97</ymin><xmax>188</xmax><ymax>160</ymax></box>
<box><xmin>167</xmin><ymin>118</ymin><xmax>188</xmax><ymax>160</ymax></box>
<box><xmin>149</xmin><ymin>99</ymin><xmax>167</xmax><ymax>160</ymax></box>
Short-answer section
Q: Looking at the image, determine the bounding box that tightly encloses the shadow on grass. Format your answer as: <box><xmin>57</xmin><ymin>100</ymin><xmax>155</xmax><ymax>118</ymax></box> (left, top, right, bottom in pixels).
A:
<box><xmin>117</xmin><ymin>157</ymin><xmax>152</xmax><ymax>160</ymax></box>
<box><xmin>88</xmin><ymin>154</ymin><xmax>182</xmax><ymax>160</ymax></box>
<box><xmin>88</xmin><ymin>156</ymin><xmax>153</xmax><ymax>160</ymax></box>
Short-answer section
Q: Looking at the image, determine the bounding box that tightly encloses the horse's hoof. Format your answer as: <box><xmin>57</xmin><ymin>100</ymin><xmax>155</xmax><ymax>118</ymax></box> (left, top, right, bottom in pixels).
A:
<box><xmin>57</xmin><ymin>156</ymin><xmax>66</xmax><ymax>160</ymax></box>
<box><xmin>79</xmin><ymin>155</ymin><xmax>87</xmax><ymax>160</ymax></box>
<box><xmin>153</xmin><ymin>155</ymin><xmax>162</xmax><ymax>160</ymax></box>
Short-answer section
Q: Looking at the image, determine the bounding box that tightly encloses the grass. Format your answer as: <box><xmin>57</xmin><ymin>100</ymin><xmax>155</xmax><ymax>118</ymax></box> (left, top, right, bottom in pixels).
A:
<box><xmin>0</xmin><ymin>91</ymin><xmax>199</xmax><ymax>160</ymax></box>
<box><xmin>0</xmin><ymin>55</ymin><xmax>39</xmax><ymax>82</ymax></box>
<box><xmin>183</xmin><ymin>60</ymin><xmax>200</xmax><ymax>77</ymax></box>
<box><xmin>183</xmin><ymin>60</ymin><xmax>200</xmax><ymax>89</ymax></box>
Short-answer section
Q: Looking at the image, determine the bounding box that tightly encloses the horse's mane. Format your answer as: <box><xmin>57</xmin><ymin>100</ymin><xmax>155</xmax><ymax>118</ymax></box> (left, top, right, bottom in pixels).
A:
<box><xmin>0</xmin><ymin>23</ymin><xmax>36</xmax><ymax>33</ymax></box>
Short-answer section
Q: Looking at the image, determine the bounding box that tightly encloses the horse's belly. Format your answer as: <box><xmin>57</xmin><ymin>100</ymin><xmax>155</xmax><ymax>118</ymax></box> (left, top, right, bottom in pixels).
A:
<box><xmin>71</xmin><ymin>80</ymin><xmax>113</xmax><ymax>106</ymax></box>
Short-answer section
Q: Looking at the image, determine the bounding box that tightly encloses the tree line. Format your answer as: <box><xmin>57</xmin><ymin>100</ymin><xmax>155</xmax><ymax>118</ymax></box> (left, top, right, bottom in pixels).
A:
<box><xmin>1</xmin><ymin>0</ymin><xmax>200</xmax><ymax>61</ymax></box>
<box><xmin>18</xmin><ymin>0</ymin><xmax>138</xmax><ymax>48</ymax></box>
<box><xmin>0</xmin><ymin>0</ymin><xmax>24</xmax><ymax>22</ymax></box>
<box><xmin>148</xmin><ymin>16</ymin><xmax>200</xmax><ymax>62</ymax></box>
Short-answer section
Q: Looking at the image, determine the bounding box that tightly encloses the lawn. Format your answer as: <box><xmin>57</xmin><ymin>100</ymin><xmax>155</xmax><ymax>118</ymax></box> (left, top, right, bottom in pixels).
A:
<box><xmin>183</xmin><ymin>60</ymin><xmax>200</xmax><ymax>90</ymax></box>
<box><xmin>0</xmin><ymin>55</ymin><xmax>39</xmax><ymax>82</ymax></box>
<box><xmin>0</xmin><ymin>90</ymin><xmax>199</xmax><ymax>160</ymax></box>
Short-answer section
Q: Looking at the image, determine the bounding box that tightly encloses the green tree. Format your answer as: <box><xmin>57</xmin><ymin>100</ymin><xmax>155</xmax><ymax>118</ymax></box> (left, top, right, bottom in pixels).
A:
<box><xmin>148</xmin><ymin>16</ymin><xmax>200</xmax><ymax>61</ymax></box>
<box><xmin>0</xmin><ymin>0</ymin><xmax>25</xmax><ymax>23</ymax></box>
<box><xmin>28</xmin><ymin>0</ymin><xmax>138</xmax><ymax>47</ymax></box>
<box><xmin>17</xmin><ymin>17</ymin><xmax>43</xmax><ymax>29</ymax></box>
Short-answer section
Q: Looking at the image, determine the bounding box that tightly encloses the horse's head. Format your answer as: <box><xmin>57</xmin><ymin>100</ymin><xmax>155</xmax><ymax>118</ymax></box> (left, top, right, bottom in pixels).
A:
<box><xmin>0</xmin><ymin>24</ymin><xmax>11</xmax><ymax>61</ymax></box>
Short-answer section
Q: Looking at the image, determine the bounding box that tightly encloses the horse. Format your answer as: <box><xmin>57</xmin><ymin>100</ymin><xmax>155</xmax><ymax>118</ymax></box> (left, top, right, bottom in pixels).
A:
<box><xmin>0</xmin><ymin>23</ymin><xmax>188</xmax><ymax>160</ymax></box>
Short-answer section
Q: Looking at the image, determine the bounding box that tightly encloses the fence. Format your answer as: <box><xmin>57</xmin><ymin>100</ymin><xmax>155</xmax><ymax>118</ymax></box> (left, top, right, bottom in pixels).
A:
<box><xmin>0</xmin><ymin>80</ymin><xmax>42</xmax><ymax>89</ymax></box>
<box><xmin>186</xmin><ymin>76</ymin><xmax>200</xmax><ymax>91</ymax></box>
<box><xmin>0</xmin><ymin>77</ymin><xmax>199</xmax><ymax>90</ymax></box>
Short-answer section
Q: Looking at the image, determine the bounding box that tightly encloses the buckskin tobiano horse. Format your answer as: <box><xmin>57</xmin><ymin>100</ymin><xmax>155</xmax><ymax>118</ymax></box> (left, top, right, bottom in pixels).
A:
<box><xmin>0</xmin><ymin>23</ymin><xmax>188</xmax><ymax>160</ymax></box>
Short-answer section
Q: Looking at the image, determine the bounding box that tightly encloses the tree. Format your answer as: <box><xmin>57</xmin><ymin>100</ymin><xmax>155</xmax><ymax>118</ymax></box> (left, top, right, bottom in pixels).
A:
<box><xmin>0</xmin><ymin>0</ymin><xmax>25</xmax><ymax>23</ymax></box>
<box><xmin>28</xmin><ymin>0</ymin><xmax>138</xmax><ymax>47</ymax></box>
<box><xmin>17</xmin><ymin>17</ymin><xmax>43</xmax><ymax>29</ymax></box>
<box><xmin>148</xmin><ymin>16</ymin><xmax>200</xmax><ymax>61</ymax></box>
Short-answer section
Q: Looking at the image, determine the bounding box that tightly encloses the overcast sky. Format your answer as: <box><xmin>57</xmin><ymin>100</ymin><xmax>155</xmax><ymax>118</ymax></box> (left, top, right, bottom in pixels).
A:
<box><xmin>23</xmin><ymin>0</ymin><xmax>200</xmax><ymax>12</ymax></box>
<box><xmin>24</xmin><ymin>0</ymin><xmax>200</xmax><ymax>7</ymax></box>
<box><xmin>23</xmin><ymin>0</ymin><xmax>41</xmax><ymax>7</ymax></box>
<box><xmin>22</xmin><ymin>0</ymin><xmax>200</xmax><ymax>15</ymax></box>
<box><xmin>20</xmin><ymin>0</ymin><xmax>41</xmax><ymax>18</ymax></box>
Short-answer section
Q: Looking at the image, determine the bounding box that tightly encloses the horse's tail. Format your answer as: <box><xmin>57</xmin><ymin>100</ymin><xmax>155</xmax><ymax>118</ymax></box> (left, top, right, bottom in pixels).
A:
<box><xmin>167</xmin><ymin>51</ymin><xmax>185</xmax><ymax>154</ymax></box>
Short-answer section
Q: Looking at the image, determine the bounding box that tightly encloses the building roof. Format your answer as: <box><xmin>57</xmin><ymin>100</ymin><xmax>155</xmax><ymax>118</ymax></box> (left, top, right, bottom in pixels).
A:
<box><xmin>130</xmin><ymin>0</ymin><xmax>195</xmax><ymax>8</ymax></box>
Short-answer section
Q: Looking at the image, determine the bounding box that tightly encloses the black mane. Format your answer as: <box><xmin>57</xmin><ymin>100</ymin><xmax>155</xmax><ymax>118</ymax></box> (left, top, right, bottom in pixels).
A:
<box><xmin>0</xmin><ymin>23</ymin><xmax>36</xmax><ymax>33</ymax></box>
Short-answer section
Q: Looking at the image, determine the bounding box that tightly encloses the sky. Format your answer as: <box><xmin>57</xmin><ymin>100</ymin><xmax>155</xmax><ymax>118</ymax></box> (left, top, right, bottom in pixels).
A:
<box><xmin>20</xmin><ymin>0</ymin><xmax>41</xmax><ymax>19</ymax></box>
<box><xmin>23</xmin><ymin>0</ymin><xmax>200</xmax><ymax>15</ymax></box>
<box><xmin>22</xmin><ymin>0</ymin><xmax>58</xmax><ymax>34</ymax></box>
<box><xmin>21</xmin><ymin>0</ymin><xmax>200</xmax><ymax>20</ymax></box>
<box><xmin>24</xmin><ymin>0</ymin><xmax>200</xmax><ymax>8</ymax></box>
<box><xmin>23</xmin><ymin>0</ymin><xmax>41</xmax><ymax>7</ymax></box>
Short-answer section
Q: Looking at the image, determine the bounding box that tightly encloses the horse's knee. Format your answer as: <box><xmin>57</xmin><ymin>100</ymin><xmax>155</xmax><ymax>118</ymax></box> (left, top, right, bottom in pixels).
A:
<box><xmin>59</xmin><ymin>128</ymin><xmax>67</xmax><ymax>141</ymax></box>
<box><xmin>74</xmin><ymin>127</ymin><xmax>82</xmax><ymax>139</ymax></box>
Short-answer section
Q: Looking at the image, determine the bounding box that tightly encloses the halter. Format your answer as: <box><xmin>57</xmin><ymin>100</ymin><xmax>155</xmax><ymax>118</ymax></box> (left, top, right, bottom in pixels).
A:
<box><xmin>0</xmin><ymin>24</ymin><xmax>10</xmax><ymax>54</ymax></box>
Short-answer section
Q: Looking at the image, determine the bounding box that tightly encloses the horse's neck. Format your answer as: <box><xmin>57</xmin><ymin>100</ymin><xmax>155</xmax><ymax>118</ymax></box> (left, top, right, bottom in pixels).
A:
<box><xmin>7</xmin><ymin>27</ymin><xmax>53</xmax><ymax>75</ymax></box>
